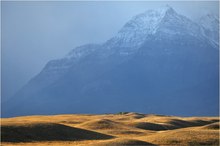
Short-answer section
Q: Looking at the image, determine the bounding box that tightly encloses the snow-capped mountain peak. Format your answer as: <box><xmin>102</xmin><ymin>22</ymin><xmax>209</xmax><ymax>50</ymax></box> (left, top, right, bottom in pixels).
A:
<box><xmin>106</xmin><ymin>6</ymin><xmax>200</xmax><ymax>48</ymax></box>
<box><xmin>64</xmin><ymin>6</ymin><xmax>218</xmax><ymax>60</ymax></box>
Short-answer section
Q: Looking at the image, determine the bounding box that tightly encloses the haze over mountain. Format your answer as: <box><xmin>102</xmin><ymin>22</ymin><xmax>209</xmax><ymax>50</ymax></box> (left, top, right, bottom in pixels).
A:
<box><xmin>2</xmin><ymin>6</ymin><xmax>219</xmax><ymax>117</ymax></box>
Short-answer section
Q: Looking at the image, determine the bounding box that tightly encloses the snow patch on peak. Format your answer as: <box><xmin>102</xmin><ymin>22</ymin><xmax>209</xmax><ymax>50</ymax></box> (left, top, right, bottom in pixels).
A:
<box><xmin>66</xmin><ymin>44</ymin><xmax>100</xmax><ymax>60</ymax></box>
<box><xmin>199</xmin><ymin>13</ymin><xmax>219</xmax><ymax>45</ymax></box>
<box><xmin>200</xmin><ymin>13</ymin><xmax>219</xmax><ymax>30</ymax></box>
<box><xmin>106</xmin><ymin>6</ymin><xmax>180</xmax><ymax>48</ymax></box>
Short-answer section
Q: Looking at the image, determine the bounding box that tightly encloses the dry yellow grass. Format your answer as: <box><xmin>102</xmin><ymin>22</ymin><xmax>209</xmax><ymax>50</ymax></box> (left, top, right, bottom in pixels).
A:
<box><xmin>1</xmin><ymin>113</ymin><xmax>219</xmax><ymax>146</ymax></box>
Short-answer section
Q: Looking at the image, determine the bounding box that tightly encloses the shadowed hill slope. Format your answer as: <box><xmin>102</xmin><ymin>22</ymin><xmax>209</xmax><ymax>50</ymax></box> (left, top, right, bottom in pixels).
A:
<box><xmin>94</xmin><ymin>138</ymin><xmax>156</xmax><ymax>146</ymax></box>
<box><xmin>1</xmin><ymin>122</ymin><xmax>114</xmax><ymax>142</ymax></box>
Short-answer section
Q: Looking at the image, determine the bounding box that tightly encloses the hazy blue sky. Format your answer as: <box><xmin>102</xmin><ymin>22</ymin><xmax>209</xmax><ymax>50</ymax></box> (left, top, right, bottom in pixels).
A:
<box><xmin>2</xmin><ymin>1</ymin><xmax>219</xmax><ymax>101</ymax></box>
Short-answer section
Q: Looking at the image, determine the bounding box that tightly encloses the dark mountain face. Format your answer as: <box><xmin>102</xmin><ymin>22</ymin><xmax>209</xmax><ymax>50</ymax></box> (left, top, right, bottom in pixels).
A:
<box><xmin>2</xmin><ymin>6</ymin><xmax>219</xmax><ymax>117</ymax></box>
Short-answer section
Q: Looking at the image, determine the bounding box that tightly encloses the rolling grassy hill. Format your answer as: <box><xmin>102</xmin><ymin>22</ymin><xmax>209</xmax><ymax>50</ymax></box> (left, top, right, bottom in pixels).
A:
<box><xmin>1</xmin><ymin>112</ymin><xmax>219</xmax><ymax>146</ymax></box>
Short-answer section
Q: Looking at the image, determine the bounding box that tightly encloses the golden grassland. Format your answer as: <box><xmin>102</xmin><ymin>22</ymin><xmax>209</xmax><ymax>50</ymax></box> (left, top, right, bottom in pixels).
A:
<box><xmin>1</xmin><ymin>112</ymin><xmax>219</xmax><ymax>146</ymax></box>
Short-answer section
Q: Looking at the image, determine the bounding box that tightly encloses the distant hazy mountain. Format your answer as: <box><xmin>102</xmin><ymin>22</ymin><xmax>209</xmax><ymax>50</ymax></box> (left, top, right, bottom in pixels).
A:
<box><xmin>3</xmin><ymin>6</ymin><xmax>219</xmax><ymax>117</ymax></box>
